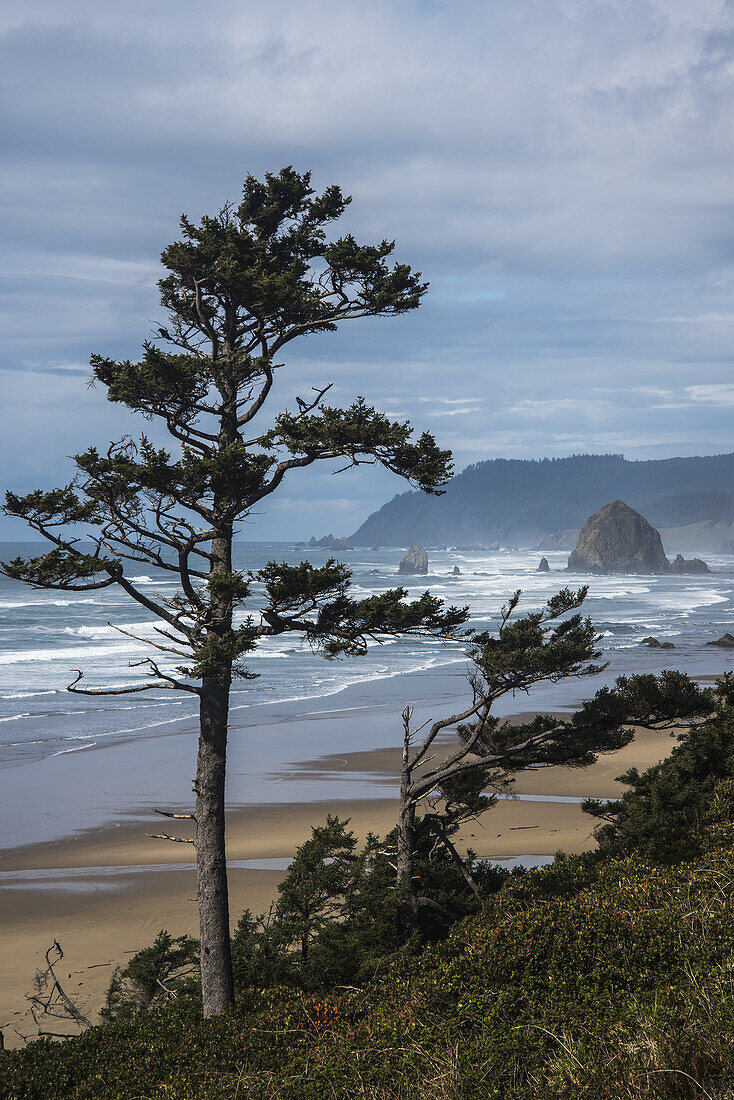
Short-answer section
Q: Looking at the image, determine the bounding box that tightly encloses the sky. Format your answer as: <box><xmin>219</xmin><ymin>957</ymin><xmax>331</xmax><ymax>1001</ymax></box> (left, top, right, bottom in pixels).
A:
<box><xmin>2</xmin><ymin>0</ymin><xmax>734</xmax><ymax>540</ymax></box>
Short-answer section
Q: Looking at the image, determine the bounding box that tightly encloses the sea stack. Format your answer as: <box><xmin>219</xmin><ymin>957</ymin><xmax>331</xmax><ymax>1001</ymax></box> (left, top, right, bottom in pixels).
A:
<box><xmin>398</xmin><ymin>545</ymin><xmax>428</xmax><ymax>575</ymax></box>
<box><xmin>568</xmin><ymin>501</ymin><xmax>671</xmax><ymax>574</ymax></box>
<box><xmin>568</xmin><ymin>500</ymin><xmax>710</xmax><ymax>574</ymax></box>
<box><xmin>537</xmin><ymin>556</ymin><xmax>550</xmax><ymax>572</ymax></box>
<box><xmin>669</xmin><ymin>554</ymin><xmax>709</xmax><ymax>575</ymax></box>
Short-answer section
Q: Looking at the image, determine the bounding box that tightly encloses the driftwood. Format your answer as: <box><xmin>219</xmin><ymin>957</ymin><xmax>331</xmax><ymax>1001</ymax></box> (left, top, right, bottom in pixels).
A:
<box><xmin>26</xmin><ymin>941</ymin><xmax>92</xmax><ymax>1038</ymax></box>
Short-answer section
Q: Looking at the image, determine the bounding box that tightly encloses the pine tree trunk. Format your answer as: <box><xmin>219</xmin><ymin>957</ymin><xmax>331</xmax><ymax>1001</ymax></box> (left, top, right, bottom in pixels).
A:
<box><xmin>397</xmin><ymin>798</ymin><xmax>416</xmax><ymax>895</ymax></box>
<box><xmin>196</xmin><ymin>673</ymin><xmax>234</xmax><ymax>1016</ymax></box>
<box><xmin>193</xmin><ymin>391</ymin><xmax>238</xmax><ymax>1017</ymax></box>
<box><xmin>397</xmin><ymin>728</ymin><xmax>417</xmax><ymax>911</ymax></box>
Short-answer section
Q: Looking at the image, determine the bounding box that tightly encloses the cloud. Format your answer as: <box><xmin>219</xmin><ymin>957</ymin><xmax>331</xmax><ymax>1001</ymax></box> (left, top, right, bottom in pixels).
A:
<box><xmin>1</xmin><ymin>0</ymin><xmax>733</xmax><ymax>537</ymax></box>
<box><xmin>684</xmin><ymin>383</ymin><xmax>734</xmax><ymax>406</ymax></box>
<box><xmin>507</xmin><ymin>397</ymin><xmax>612</xmax><ymax>419</ymax></box>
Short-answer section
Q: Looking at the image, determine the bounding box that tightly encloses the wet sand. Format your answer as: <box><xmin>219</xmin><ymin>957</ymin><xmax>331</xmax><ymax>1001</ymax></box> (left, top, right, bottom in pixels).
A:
<box><xmin>0</xmin><ymin>719</ymin><xmax>678</xmax><ymax>1045</ymax></box>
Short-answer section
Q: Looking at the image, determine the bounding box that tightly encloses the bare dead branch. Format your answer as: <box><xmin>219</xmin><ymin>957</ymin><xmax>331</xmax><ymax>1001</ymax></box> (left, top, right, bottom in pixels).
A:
<box><xmin>146</xmin><ymin>832</ymin><xmax>195</xmax><ymax>844</ymax></box>
<box><xmin>67</xmin><ymin>669</ymin><xmax>169</xmax><ymax>696</ymax></box>
<box><xmin>108</xmin><ymin>622</ymin><xmax>191</xmax><ymax>658</ymax></box>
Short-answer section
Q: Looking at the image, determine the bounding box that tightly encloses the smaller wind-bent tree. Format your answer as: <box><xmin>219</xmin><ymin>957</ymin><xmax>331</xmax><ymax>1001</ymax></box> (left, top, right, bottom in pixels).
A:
<box><xmin>101</xmin><ymin>931</ymin><xmax>199</xmax><ymax>1024</ymax></box>
<box><xmin>396</xmin><ymin>589</ymin><xmax>713</xmax><ymax>926</ymax></box>
<box><xmin>274</xmin><ymin>815</ymin><xmax>358</xmax><ymax>962</ymax></box>
<box><xmin>2</xmin><ymin>168</ymin><xmax>468</xmax><ymax>1016</ymax></box>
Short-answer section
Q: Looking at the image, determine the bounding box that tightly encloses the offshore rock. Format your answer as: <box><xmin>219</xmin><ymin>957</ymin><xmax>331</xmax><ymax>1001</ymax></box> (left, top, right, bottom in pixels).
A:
<box><xmin>707</xmin><ymin>633</ymin><xmax>734</xmax><ymax>648</ymax></box>
<box><xmin>309</xmin><ymin>534</ymin><xmax>354</xmax><ymax>551</ymax></box>
<box><xmin>452</xmin><ymin>565</ymin><xmax>461</xmax><ymax>576</ymax></box>
<box><xmin>669</xmin><ymin>554</ymin><xmax>709</xmax><ymax>574</ymax></box>
<box><xmin>568</xmin><ymin>501</ymin><xmax>670</xmax><ymax>574</ymax></box>
<box><xmin>641</xmin><ymin>636</ymin><xmax>675</xmax><ymax>649</ymax></box>
<box><xmin>537</xmin><ymin>556</ymin><xmax>550</xmax><ymax>572</ymax></box>
<box><xmin>398</xmin><ymin>545</ymin><xmax>428</xmax><ymax>575</ymax></box>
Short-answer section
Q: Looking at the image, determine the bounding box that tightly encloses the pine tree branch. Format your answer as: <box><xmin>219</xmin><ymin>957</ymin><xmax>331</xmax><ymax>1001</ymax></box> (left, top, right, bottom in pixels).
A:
<box><xmin>137</xmin><ymin>658</ymin><xmax>200</xmax><ymax>694</ymax></box>
<box><xmin>428</xmin><ymin>819</ymin><xmax>482</xmax><ymax>899</ymax></box>
<box><xmin>111</xmin><ymin>573</ymin><xmax>197</xmax><ymax>637</ymax></box>
<box><xmin>409</xmin><ymin>697</ymin><xmax>485</xmax><ymax>771</ymax></box>
<box><xmin>409</xmin><ymin>725</ymin><xmax>588</xmax><ymax>798</ymax></box>
<box><xmin>166</xmin><ymin>417</ymin><xmax>219</xmax><ymax>445</ymax></box>
<box><xmin>236</xmin><ymin>363</ymin><xmax>274</xmax><ymax>426</ymax></box>
<box><xmin>419</xmin><ymin>699</ymin><xmax>495</xmax><ymax>782</ymax></box>
<box><xmin>244</xmin><ymin>455</ymin><xmax>319</xmax><ymax>507</ymax></box>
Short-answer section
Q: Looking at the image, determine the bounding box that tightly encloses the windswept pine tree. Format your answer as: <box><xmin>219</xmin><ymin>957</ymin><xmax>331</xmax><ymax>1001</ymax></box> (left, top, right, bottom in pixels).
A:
<box><xmin>397</xmin><ymin>590</ymin><xmax>715</xmax><ymax>928</ymax></box>
<box><xmin>2</xmin><ymin>169</ymin><xmax>468</xmax><ymax>1016</ymax></box>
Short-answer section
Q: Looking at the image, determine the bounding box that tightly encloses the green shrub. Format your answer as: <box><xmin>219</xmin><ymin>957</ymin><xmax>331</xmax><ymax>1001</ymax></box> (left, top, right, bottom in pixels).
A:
<box><xmin>100</xmin><ymin>930</ymin><xmax>199</xmax><ymax>1024</ymax></box>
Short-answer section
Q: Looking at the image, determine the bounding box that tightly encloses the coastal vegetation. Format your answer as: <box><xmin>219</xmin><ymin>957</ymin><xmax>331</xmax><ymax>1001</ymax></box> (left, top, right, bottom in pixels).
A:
<box><xmin>392</xmin><ymin>587</ymin><xmax>709</xmax><ymax>931</ymax></box>
<box><xmin>4</xmin><ymin>674</ymin><xmax>734</xmax><ymax>1098</ymax></box>
<box><xmin>0</xmin><ymin>169</ymin><xmax>469</xmax><ymax>1016</ymax></box>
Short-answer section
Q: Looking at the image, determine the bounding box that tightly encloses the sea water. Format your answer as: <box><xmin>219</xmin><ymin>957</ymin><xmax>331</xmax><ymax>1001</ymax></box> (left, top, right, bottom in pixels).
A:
<box><xmin>1</xmin><ymin>540</ymin><xmax>733</xmax><ymax>773</ymax></box>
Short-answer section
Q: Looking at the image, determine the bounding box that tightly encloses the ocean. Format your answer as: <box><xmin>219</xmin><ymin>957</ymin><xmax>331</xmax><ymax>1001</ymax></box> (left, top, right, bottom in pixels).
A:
<box><xmin>1</xmin><ymin>540</ymin><xmax>733</xmax><ymax>849</ymax></box>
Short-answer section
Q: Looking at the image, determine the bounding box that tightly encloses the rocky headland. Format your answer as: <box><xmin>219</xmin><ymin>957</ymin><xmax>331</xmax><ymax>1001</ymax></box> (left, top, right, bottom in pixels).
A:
<box><xmin>536</xmin><ymin>530</ymin><xmax>580</xmax><ymax>551</ymax></box>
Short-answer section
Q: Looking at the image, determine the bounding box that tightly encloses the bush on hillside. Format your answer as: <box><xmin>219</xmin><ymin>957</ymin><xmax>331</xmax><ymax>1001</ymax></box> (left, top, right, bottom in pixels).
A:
<box><xmin>100</xmin><ymin>930</ymin><xmax>199</xmax><ymax>1024</ymax></box>
<box><xmin>583</xmin><ymin>672</ymin><xmax>734</xmax><ymax>861</ymax></box>
<box><xmin>5</xmin><ymin>783</ymin><xmax>734</xmax><ymax>1098</ymax></box>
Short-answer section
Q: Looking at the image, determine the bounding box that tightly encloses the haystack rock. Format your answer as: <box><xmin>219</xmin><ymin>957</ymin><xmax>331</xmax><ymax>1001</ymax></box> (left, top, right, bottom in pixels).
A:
<box><xmin>568</xmin><ymin>501</ymin><xmax>710</xmax><ymax>575</ymax></box>
<box><xmin>398</xmin><ymin>545</ymin><xmax>428</xmax><ymax>575</ymax></box>
<box><xmin>452</xmin><ymin>565</ymin><xmax>461</xmax><ymax>576</ymax></box>
<box><xmin>537</xmin><ymin>556</ymin><xmax>550</xmax><ymax>572</ymax></box>
<box><xmin>568</xmin><ymin>501</ymin><xmax>671</xmax><ymax>574</ymax></box>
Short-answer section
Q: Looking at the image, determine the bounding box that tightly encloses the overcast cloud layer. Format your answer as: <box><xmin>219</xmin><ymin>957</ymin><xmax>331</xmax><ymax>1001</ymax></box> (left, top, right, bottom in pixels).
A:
<box><xmin>2</xmin><ymin>0</ymin><xmax>734</xmax><ymax>539</ymax></box>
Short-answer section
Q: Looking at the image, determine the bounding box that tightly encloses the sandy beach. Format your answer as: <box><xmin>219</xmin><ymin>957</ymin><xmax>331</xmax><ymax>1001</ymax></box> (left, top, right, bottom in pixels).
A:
<box><xmin>0</xmin><ymin>717</ymin><xmax>678</xmax><ymax>1046</ymax></box>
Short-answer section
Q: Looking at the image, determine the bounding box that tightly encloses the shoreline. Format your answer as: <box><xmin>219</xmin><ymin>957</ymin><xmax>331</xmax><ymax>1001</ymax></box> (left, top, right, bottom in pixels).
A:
<box><xmin>0</xmin><ymin>716</ymin><xmax>681</xmax><ymax>1043</ymax></box>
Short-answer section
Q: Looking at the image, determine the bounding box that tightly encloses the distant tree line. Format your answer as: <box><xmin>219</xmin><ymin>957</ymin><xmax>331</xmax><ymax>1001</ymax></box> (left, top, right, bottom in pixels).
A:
<box><xmin>351</xmin><ymin>452</ymin><xmax>734</xmax><ymax>546</ymax></box>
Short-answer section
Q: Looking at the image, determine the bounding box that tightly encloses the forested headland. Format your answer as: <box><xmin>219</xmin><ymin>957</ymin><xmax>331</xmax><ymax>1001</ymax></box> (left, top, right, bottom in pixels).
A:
<box><xmin>350</xmin><ymin>452</ymin><xmax>734</xmax><ymax>548</ymax></box>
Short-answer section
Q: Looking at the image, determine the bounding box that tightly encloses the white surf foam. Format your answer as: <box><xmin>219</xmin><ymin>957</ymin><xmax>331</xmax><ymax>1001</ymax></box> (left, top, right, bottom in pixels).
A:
<box><xmin>0</xmin><ymin>597</ymin><xmax>99</xmax><ymax>609</ymax></box>
<box><xmin>0</xmin><ymin>642</ymin><xmax>142</xmax><ymax>665</ymax></box>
